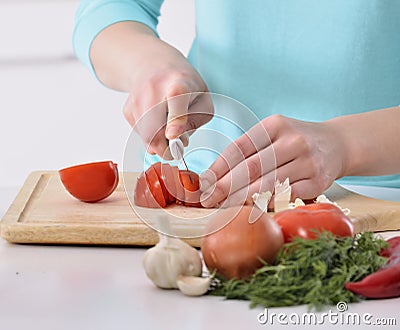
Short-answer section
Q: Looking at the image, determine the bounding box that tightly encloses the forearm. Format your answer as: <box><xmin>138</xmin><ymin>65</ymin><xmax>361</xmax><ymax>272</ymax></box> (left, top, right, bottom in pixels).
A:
<box><xmin>326</xmin><ymin>106</ymin><xmax>400</xmax><ymax>177</ymax></box>
<box><xmin>90</xmin><ymin>21</ymin><xmax>185</xmax><ymax>92</ymax></box>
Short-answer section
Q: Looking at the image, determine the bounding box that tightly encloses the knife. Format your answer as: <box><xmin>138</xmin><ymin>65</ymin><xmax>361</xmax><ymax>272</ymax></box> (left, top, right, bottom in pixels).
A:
<box><xmin>169</xmin><ymin>138</ymin><xmax>188</xmax><ymax>170</ymax></box>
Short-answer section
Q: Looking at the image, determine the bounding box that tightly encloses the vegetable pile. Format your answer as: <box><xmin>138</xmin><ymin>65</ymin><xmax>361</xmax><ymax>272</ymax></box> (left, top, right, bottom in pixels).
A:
<box><xmin>209</xmin><ymin>232</ymin><xmax>388</xmax><ymax>309</ymax></box>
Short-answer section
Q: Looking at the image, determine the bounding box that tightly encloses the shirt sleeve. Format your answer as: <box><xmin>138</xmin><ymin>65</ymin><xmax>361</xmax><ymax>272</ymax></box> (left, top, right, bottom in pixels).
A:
<box><xmin>72</xmin><ymin>0</ymin><xmax>164</xmax><ymax>73</ymax></box>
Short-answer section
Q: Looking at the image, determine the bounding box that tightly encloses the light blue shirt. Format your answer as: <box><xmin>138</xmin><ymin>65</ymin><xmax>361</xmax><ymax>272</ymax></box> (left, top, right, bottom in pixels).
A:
<box><xmin>73</xmin><ymin>0</ymin><xmax>400</xmax><ymax>187</ymax></box>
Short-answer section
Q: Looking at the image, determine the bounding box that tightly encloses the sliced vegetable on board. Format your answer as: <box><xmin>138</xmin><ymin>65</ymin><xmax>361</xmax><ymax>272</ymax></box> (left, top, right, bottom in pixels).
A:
<box><xmin>133</xmin><ymin>162</ymin><xmax>203</xmax><ymax>208</ymax></box>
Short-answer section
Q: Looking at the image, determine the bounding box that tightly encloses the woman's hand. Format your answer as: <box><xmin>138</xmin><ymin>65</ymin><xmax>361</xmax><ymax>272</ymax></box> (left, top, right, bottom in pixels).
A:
<box><xmin>91</xmin><ymin>22</ymin><xmax>213</xmax><ymax>159</ymax></box>
<box><xmin>199</xmin><ymin>114</ymin><xmax>349</xmax><ymax>208</ymax></box>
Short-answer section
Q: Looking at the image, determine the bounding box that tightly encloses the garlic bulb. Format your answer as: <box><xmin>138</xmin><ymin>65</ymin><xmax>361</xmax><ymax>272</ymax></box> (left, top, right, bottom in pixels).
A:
<box><xmin>142</xmin><ymin>233</ymin><xmax>202</xmax><ymax>289</ymax></box>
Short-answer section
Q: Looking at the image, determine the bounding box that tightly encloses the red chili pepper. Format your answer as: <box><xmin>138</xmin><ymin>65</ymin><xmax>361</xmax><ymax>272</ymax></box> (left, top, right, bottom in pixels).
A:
<box><xmin>345</xmin><ymin>236</ymin><xmax>400</xmax><ymax>299</ymax></box>
<box><xmin>273</xmin><ymin>203</ymin><xmax>354</xmax><ymax>242</ymax></box>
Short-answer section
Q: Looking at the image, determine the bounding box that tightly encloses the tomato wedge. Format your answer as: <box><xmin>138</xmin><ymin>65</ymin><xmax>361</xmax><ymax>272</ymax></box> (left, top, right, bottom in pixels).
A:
<box><xmin>59</xmin><ymin>161</ymin><xmax>119</xmax><ymax>202</ymax></box>
<box><xmin>179</xmin><ymin>170</ymin><xmax>202</xmax><ymax>207</ymax></box>
<box><xmin>144</xmin><ymin>166</ymin><xmax>167</xmax><ymax>208</ymax></box>
<box><xmin>133</xmin><ymin>171</ymin><xmax>149</xmax><ymax>207</ymax></box>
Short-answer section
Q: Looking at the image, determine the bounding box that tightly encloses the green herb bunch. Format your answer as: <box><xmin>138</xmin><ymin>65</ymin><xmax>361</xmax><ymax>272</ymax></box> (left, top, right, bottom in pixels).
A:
<box><xmin>209</xmin><ymin>232</ymin><xmax>388</xmax><ymax>309</ymax></box>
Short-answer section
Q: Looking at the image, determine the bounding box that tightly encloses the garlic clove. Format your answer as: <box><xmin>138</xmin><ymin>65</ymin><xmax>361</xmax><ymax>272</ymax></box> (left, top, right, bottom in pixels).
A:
<box><xmin>274</xmin><ymin>178</ymin><xmax>291</xmax><ymax>212</ymax></box>
<box><xmin>252</xmin><ymin>191</ymin><xmax>272</xmax><ymax>213</ymax></box>
<box><xmin>176</xmin><ymin>275</ymin><xmax>211</xmax><ymax>296</ymax></box>
<box><xmin>315</xmin><ymin>194</ymin><xmax>351</xmax><ymax>216</ymax></box>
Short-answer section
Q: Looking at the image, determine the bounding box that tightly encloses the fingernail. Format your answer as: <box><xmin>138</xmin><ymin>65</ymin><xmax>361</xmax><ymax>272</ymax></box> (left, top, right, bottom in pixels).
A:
<box><xmin>166</xmin><ymin>124</ymin><xmax>184</xmax><ymax>139</ymax></box>
<box><xmin>199</xmin><ymin>170</ymin><xmax>216</xmax><ymax>192</ymax></box>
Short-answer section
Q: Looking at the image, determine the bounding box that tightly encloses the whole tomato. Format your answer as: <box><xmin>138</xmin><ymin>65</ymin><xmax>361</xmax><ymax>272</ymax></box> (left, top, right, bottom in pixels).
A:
<box><xmin>273</xmin><ymin>203</ymin><xmax>354</xmax><ymax>242</ymax></box>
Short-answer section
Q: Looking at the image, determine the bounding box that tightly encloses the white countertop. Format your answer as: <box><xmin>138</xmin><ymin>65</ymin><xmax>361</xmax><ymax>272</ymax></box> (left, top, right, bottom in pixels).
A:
<box><xmin>0</xmin><ymin>185</ymin><xmax>399</xmax><ymax>330</ymax></box>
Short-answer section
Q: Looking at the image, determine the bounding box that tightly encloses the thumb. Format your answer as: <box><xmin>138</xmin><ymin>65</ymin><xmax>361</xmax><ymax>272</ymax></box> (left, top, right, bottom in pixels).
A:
<box><xmin>165</xmin><ymin>87</ymin><xmax>191</xmax><ymax>140</ymax></box>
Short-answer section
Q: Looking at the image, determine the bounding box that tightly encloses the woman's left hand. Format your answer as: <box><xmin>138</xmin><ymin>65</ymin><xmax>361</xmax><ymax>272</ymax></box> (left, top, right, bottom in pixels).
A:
<box><xmin>199</xmin><ymin>114</ymin><xmax>349</xmax><ymax>208</ymax></box>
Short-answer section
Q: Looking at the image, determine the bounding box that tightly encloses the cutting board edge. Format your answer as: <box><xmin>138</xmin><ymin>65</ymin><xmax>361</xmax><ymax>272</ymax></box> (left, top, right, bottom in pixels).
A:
<box><xmin>0</xmin><ymin>219</ymin><xmax>202</xmax><ymax>247</ymax></box>
<box><xmin>0</xmin><ymin>171</ymin><xmax>51</xmax><ymax>225</ymax></box>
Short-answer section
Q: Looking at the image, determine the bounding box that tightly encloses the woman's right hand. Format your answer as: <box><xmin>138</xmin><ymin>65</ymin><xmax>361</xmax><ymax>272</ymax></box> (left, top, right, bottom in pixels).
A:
<box><xmin>91</xmin><ymin>22</ymin><xmax>213</xmax><ymax>159</ymax></box>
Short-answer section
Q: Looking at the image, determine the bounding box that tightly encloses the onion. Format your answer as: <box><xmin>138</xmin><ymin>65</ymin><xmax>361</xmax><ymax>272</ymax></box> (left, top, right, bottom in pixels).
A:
<box><xmin>201</xmin><ymin>205</ymin><xmax>284</xmax><ymax>280</ymax></box>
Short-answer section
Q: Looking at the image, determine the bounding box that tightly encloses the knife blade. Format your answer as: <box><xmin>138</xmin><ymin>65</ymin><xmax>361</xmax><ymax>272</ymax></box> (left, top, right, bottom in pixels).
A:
<box><xmin>169</xmin><ymin>138</ymin><xmax>188</xmax><ymax>170</ymax></box>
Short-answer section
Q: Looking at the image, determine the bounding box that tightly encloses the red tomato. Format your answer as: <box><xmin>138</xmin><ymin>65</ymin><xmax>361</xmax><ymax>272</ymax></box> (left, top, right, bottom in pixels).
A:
<box><xmin>59</xmin><ymin>161</ymin><xmax>119</xmax><ymax>202</ymax></box>
<box><xmin>273</xmin><ymin>203</ymin><xmax>354</xmax><ymax>242</ymax></box>
<box><xmin>179</xmin><ymin>170</ymin><xmax>202</xmax><ymax>207</ymax></box>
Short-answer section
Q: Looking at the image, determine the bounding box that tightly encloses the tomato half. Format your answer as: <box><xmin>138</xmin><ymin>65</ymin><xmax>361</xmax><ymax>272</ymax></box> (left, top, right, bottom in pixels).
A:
<box><xmin>59</xmin><ymin>161</ymin><xmax>119</xmax><ymax>202</ymax></box>
<box><xmin>179</xmin><ymin>170</ymin><xmax>202</xmax><ymax>207</ymax></box>
<box><xmin>273</xmin><ymin>203</ymin><xmax>354</xmax><ymax>242</ymax></box>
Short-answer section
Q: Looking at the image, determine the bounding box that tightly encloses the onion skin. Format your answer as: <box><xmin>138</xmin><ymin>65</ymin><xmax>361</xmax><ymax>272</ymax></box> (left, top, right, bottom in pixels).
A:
<box><xmin>201</xmin><ymin>206</ymin><xmax>284</xmax><ymax>280</ymax></box>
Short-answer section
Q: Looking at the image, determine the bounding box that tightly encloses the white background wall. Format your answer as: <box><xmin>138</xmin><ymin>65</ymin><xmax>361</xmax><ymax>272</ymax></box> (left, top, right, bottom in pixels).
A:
<box><xmin>0</xmin><ymin>0</ymin><xmax>195</xmax><ymax>188</ymax></box>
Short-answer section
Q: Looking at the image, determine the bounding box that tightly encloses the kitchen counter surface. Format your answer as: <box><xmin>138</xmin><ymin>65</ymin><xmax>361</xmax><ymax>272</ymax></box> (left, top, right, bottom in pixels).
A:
<box><xmin>0</xmin><ymin>184</ymin><xmax>399</xmax><ymax>330</ymax></box>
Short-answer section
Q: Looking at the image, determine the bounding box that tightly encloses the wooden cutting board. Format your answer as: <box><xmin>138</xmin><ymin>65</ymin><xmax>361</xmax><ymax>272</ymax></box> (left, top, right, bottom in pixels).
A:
<box><xmin>1</xmin><ymin>171</ymin><xmax>400</xmax><ymax>247</ymax></box>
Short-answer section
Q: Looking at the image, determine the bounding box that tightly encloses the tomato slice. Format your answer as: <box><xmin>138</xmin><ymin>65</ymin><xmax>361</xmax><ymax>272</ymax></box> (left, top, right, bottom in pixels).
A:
<box><xmin>179</xmin><ymin>170</ymin><xmax>202</xmax><ymax>207</ymax></box>
<box><xmin>133</xmin><ymin>172</ymin><xmax>149</xmax><ymax>207</ymax></box>
<box><xmin>162</xmin><ymin>164</ymin><xmax>177</xmax><ymax>204</ymax></box>
<box><xmin>59</xmin><ymin>161</ymin><xmax>119</xmax><ymax>202</ymax></box>
<box><xmin>145</xmin><ymin>166</ymin><xmax>167</xmax><ymax>208</ymax></box>
<box><xmin>152</xmin><ymin>162</ymin><xmax>175</xmax><ymax>204</ymax></box>
<box><xmin>171</xmin><ymin>166</ymin><xmax>185</xmax><ymax>204</ymax></box>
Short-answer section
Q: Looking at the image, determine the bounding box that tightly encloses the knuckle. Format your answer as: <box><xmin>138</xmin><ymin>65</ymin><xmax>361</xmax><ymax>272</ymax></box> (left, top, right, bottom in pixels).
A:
<box><xmin>235</xmin><ymin>136</ymin><xmax>252</xmax><ymax>154</ymax></box>
<box><xmin>265</xmin><ymin>114</ymin><xmax>286</xmax><ymax>128</ymax></box>
<box><xmin>145</xmin><ymin>74</ymin><xmax>160</xmax><ymax>89</ymax></box>
<box><xmin>246</xmin><ymin>159</ymin><xmax>262</xmax><ymax>183</ymax></box>
<box><xmin>167</xmin><ymin>78</ymin><xmax>190</xmax><ymax>97</ymax></box>
<box><xmin>291</xmin><ymin>134</ymin><xmax>310</xmax><ymax>153</ymax></box>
